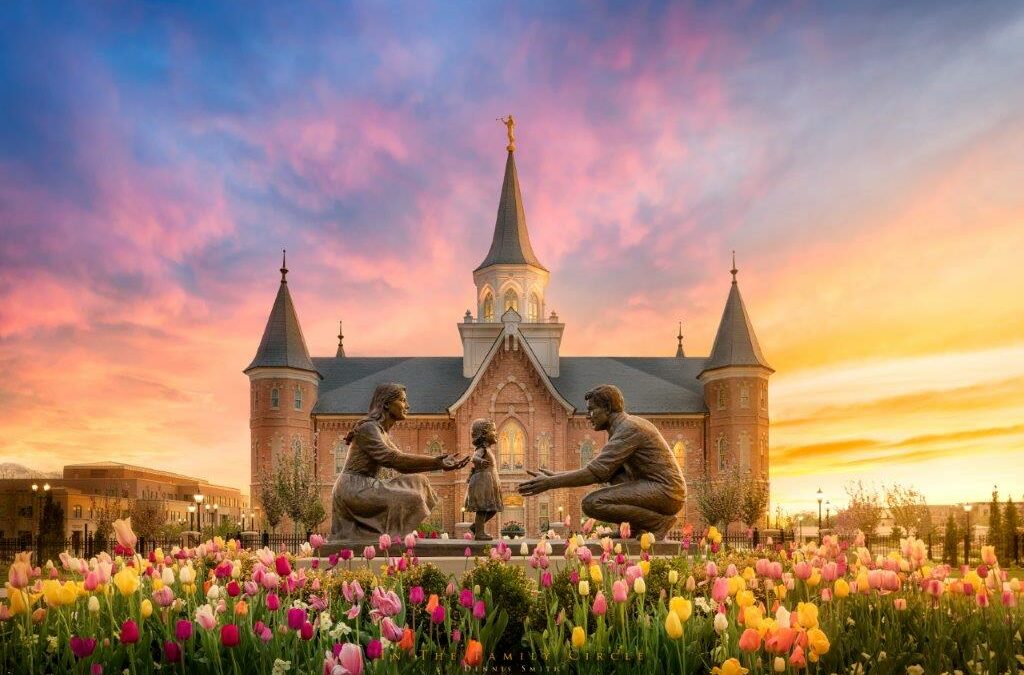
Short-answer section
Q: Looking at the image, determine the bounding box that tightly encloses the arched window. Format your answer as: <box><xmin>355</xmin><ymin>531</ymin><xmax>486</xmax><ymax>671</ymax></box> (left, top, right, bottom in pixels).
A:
<box><xmin>716</xmin><ymin>434</ymin><xmax>728</xmax><ymax>471</ymax></box>
<box><xmin>426</xmin><ymin>439</ymin><xmax>444</xmax><ymax>474</ymax></box>
<box><xmin>294</xmin><ymin>386</ymin><xmax>303</xmax><ymax>410</ymax></box>
<box><xmin>739</xmin><ymin>383</ymin><xmax>750</xmax><ymax>408</ymax></box>
<box><xmin>482</xmin><ymin>293</ymin><xmax>494</xmax><ymax>322</ymax></box>
<box><xmin>579</xmin><ymin>439</ymin><xmax>595</xmax><ymax>468</ymax></box>
<box><xmin>527</xmin><ymin>293</ymin><xmax>540</xmax><ymax>322</ymax></box>
<box><xmin>498</xmin><ymin>421</ymin><xmax>525</xmax><ymax>471</ymax></box>
<box><xmin>536</xmin><ymin>433</ymin><xmax>551</xmax><ymax>470</ymax></box>
<box><xmin>253</xmin><ymin>389</ymin><xmax>258</xmax><ymax>412</ymax></box>
<box><xmin>760</xmin><ymin>384</ymin><xmax>768</xmax><ymax>409</ymax></box>
<box><xmin>739</xmin><ymin>432</ymin><xmax>751</xmax><ymax>473</ymax></box>
<box><xmin>333</xmin><ymin>438</ymin><xmax>349</xmax><ymax>476</ymax></box>
<box><xmin>672</xmin><ymin>440</ymin><xmax>686</xmax><ymax>467</ymax></box>
<box><xmin>291</xmin><ymin>437</ymin><xmax>303</xmax><ymax>461</ymax></box>
<box><xmin>271</xmin><ymin>387</ymin><xmax>280</xmax><ymax>409</ymax></box>
<box><xmin>716</xmin><ymin>386</ymin><xmax>727</xmax><ymax>410</ymax></box>
<box><xmin>504</xmin><ymin>289</ymin><xmax>518</xmax><ymax>313</ymax></box>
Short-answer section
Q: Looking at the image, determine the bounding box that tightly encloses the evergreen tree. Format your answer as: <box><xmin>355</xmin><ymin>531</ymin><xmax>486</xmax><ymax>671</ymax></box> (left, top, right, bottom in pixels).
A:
<box><xmin>988</xmin><ymin>488</ymin><xmax>1002</xmax><ymax>552</ymax></box>
<box><xmin>1003</xmin><ymin>496</ymin><xmax>1020</xmax><ymax>565</ymax></box>
<box><xmin>39</xmin><ymin>492</ymin><xmax>65</xmax><ymax>541</ymax></box>
<box><xmin>943</xmin><ymin>512</ymin><xmax>959</xmax><ymax>565</ymax></box>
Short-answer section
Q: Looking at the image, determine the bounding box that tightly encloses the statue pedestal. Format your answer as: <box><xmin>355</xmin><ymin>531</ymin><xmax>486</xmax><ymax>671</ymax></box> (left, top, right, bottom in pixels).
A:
<box><xmin>320</xmin><ymin>536</ymin><xmax>684</xmax><ymax>558</ymax></box>
<box><xmin>454</xmin><ymin>521</ymin><xmax>474</xmax><ymax>539</ymax></box>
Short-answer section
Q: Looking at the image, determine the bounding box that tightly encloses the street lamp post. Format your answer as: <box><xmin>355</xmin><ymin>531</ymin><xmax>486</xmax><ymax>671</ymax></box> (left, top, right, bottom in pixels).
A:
<box><xmin>193</xmin><ymin>492</ymin><xmax>204</xmax><ymax>530</ymax></box>
<box><xmin>816</xmin><ymin>487</ymin><xmax>824</xmax><ymax>534</ymax></box>
<box><xmin>825</xmin><ymin>501</ymin><xmax>832</xmax><ymax>530</ymax></box>
<box><xmin>187</xmin><ymin>505</ymin><xmax>196</xmax><ymax>531</ymax></box>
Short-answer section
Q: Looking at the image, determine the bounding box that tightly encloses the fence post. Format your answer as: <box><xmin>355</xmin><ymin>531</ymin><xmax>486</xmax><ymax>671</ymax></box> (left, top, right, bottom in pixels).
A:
<box><xmin>927</xmin><ymin>532</ymin><xmax>933</xmax><ymax>561</ymax></box>
<box><xmin>963</xmin><ymin>530</ymin><xmax>970</xmax><ymax>567</ymax></box>
<box><xmin>261</xmin><ymin>531</ymin><xmax>270</xmax><ymax>548</ymax></box>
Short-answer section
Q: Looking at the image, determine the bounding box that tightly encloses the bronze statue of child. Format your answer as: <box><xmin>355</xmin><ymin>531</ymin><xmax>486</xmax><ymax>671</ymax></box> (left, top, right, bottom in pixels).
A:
<box><xmin>465</xmin><ymin>419</ymin><xmax>502</xmax><ymax>540</ymax></box>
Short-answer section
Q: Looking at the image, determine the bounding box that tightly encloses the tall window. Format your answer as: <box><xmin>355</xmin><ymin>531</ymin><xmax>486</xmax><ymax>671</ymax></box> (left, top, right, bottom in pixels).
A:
<box><xmin>333</xmin><ymin>439</ymin><xmax>349</xmax><ymax>476</ymax></box>
<box><xmin>271</xmin><ymin>387</ymin><xmax>280</xmax><ymax>409</ymax></box>
<box><xmin>739</xmin><ymin>432</ymin><xmax>751</xmax><ymax>473</ymax></box>
<box><xmin>504</xmin><ymin>289</ymin><xmax>518</xmax><ymax>312</ymax></box>
<box><xmin>426</xmin><ymin>439</ymin><xmax>444</xmax><ymax>474</ymax></box>
<box><xmin>253</xmin><ymin>389</ymin><xmax>258</xmax><ymax>412</ymax></box>
<box><xmin>739</xmin><ymin>383</ymin><xmax>750</xmax><ymax>408</ymax></box>
<box><xmin>760</xmin><ymin>384</ymin><xmax>768</xmax><ymax>409</ymax></box>
<box><xmin>579</xmin><ymin>439</ymin><xmax>595</xmax><ymax>468</ymax></box>
<box><xmin>498</xmin><ymin>421</ymin><xmax>525</xmax><ymax>471</ymax></box>
<box><xmin>716</xmin><ymin>434</ymin><xmax>728</xmax><ymax>471</ymax></box>
<box><xmin>672</xmin><ymin>440</ymin><xmax>686</xmax><ymax>467</ymax></box>
<box><xmin>294</xmin><ymin>386</ymin><xmax>303</xmax><ymax>410</ymax></box>
<box><xmin>760</xmin><ymin>434</ymin><xmax>768</xmax><ymax>477</ymax></box>
<box><xmin>536</xmin><ymin>433</ymin><xmax>552</xmax><ymax>470</ymax></box>
<box><xmin>483</xmin><ymin>293</ymin><xmax>494</xmax><ymax>322</ymax></box>
<box><xmin>716</xmin><ymin>386</ymin><xmax>727</xmax><ymax>410</ymax></box>
<box><xmin>539</xmin><ymin>501</ymin><xmax>550</xmax><ymax>532</ymax></box>
<box><xmin>527</xmin><ymin>293</ymin><xmax>540</xmax><ymax>322</ymax></box>
<box><xmin>73</xmin><ymin>505</ymin><xmax>82</xmax><ymax>519</ymax></box>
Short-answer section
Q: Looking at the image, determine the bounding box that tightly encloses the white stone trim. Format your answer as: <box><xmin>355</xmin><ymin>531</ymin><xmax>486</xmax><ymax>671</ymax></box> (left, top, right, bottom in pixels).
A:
<box><xmin>698</xmin><ymin>366</ymin><xmax>771</xmax><ymax>384</ymax></box>
<box><xmin>246</xmin><ymin>368</ymin><xmax>321</xmax><ymax>385</ymax></box>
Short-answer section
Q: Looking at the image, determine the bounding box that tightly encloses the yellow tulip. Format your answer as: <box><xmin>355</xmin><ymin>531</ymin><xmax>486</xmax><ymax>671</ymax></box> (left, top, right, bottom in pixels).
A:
<box><xmin>743</xmin><ymin>605</ymin><xmax>762</xmax><ymax>628</ymax></box>
<box><xmin>41</xmin><ymin>580</ymin><xmax>63</xmax><ymax>607</ymax></box>
<box><xmin>633</xmin><ymin>578</ymin><xmax>646</xmax><ymax>595</ymax></box>
<box><xmin>856</xmin><ymin>572</ymin><xmax>869</xmax><ymax>593</ymax></box>
<box><xmin>6</xmin><ymin>587</ymin><xmax>29</xmax><ymax>615</ymax></box>
<box><xmin>711</xmin><ymin>658</ymin><xmax>748</xmax><ymax>675</ymax></box>
<box><xmin>742</xmin><ymin>567</ymin><xmax>755</xmax><ymax>581</ymax></box>
<box><xmin>834</xmin><ymin>579</ymin><xmax>850</xmax><ymax>598</ymax></box>
<box><xmin>589</xmin><ymin>564</ymin><xmax>602</xmax><ymax>584</ymax></box>
<box><xmin>807</xmin><ymin>627</ymin><xmax>830</xmax><ymax>657</ymax></box>
<box><xmin>578</xmin><ymin>580</ymin><xmax>590</xmax><ymax>597</ymax></box>
<box><xmin>152</xmin><ymin>578</ymin><xmax>164</xmax><ymax>592</ymax></box>
<box><xmin>669</xmin><ymin>596</ymin><xmax>692</xmax><ymax>622</ymax></box>
<box><xmin>775</xmin><ymin>584</ymin><xmax>787</xmax><ymax>600</ymax></box>
<box><xmin>664</xmin><ymin>610</ymin><xmax>683</xmax><ymax>639</ymax></box>
<box><xmin>807</xmin><ymin>570</ymin><xmax>821</xmax><ymax>587</ymax></box>
<box><xmin>796</xmin><ymin>602</ymin><xmax>819</xmax><ymax>630</ymax></box>
<box><xmin>140</xmin><ymin>599</ymin><xmax>153</xmax><ymax>619</ymax></box>
<box><xmin>113</xmin><ymin>568</ymin><xmax>140</xmax><ymax>597</ymax></box>
<box><xmin>640</xmin><ymin>533</ymin><xmax>654</xmax><ymax>550</ymax></box>
<box><xmin>639</xmin><ymin>560</ymin><xmax>650</xmax><ymax>576</ymax></box>
<box><xmin>571</xmin><ymin>626</ymin><xmax>586</xmax><ymax>648</ymax></box>
<box><xmin>736</xmin><ymin>590</ymin><xmax>754</xmax><ymax>608</ymax></box>
<box><xmin>668</xmin><ymin>570</ymin><xmax>679</xmax><ymax>585</ymax></box>
<box><xmin>727</xmin><ymin>576</ymin><xmax>741</xmax><ymax>596</ymax></box>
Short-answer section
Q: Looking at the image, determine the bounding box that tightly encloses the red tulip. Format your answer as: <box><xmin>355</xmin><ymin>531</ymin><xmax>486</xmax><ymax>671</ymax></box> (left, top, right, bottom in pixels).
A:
<box><xmin>120</xmin><ymin>620</ymin><xmax>140</xmax><ymax>645</ymax></box>
<box><xmin>163</xmin><ymin>641</ymin><xmax>181</xmax><ymax>663</ymax></box>
<box><xmin>220</xmin><ymin>624</ymin><xmax>240</xmax><ymax>648</ymax></box>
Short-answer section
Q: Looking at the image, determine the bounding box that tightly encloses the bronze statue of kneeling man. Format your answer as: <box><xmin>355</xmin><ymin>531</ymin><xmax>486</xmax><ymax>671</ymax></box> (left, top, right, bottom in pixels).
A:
<box><xmin>518</xmin><ymin>384</ymin><xmax>686</xmax><ymax>539</ymax></box>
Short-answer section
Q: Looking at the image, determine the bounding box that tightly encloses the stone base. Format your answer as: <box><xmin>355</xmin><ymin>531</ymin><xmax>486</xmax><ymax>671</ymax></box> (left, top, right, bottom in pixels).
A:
<box><xmin>321</xmin><ymin>537</ymin><xmax>687</xmax><ymax>558</ymax></box>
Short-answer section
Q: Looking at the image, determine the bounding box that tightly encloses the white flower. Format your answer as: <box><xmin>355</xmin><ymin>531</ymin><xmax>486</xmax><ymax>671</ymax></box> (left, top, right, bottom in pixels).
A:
<box><xmin>271</xmin><ymin>659</ymin><xmax>292</xmax><ymax>675</ymax></box>
<box><xmin>88</xmin><ymin>596</ymin><xmax>100</xmax><ymax>613</ymax></box>
<box><xmin>713</xmin><ymin>612</ymin><xmax>728</xmax><ymax>634</ymax></box>
<box><xmin>47</xmin><ymin>636</ymin><xmax>58</xmax><ymax>654</ymax></box>
<box><xmin>162</xmin><ymin>568</ymin><xmax>175</xmax><ymax>586</ymax></box>
<box><xmin>329</xmin><ymin>622</ymin><xmax>352</xmax><ymax>639</ymax></box>
<box><xmin>206</xmin><ymin>584</ymin><xmax>221</xmax><ymax>600</ymax></box>
<box><xmin>907</xmin><ymin>666</ymin><xmax>925</xmax><ymax>675</ymax></box>
<box><xmin>318</xmin><ymin>612</ymin><xmax>333</xmax><ymax>633</ymax></box>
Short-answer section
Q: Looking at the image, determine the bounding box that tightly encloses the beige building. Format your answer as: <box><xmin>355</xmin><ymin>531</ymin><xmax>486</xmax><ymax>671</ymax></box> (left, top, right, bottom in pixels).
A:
<box><xmin>0</xmin><ymin>462</ymin><xmax>251</xmax><ymax>541</ymax></box>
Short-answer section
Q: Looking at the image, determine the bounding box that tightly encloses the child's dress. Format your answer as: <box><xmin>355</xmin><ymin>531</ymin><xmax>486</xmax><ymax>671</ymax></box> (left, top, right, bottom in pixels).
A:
<box><xmin>464</xmin><ymin>445</ymin><xmax>502</xmax><ymax>513</ymax></box>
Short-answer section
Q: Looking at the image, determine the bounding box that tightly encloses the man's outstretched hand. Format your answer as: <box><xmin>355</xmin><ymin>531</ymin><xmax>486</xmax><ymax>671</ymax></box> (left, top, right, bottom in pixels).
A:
<box><xmin>518</xmin><ymin>468</ymin><xmax>557</xmax><ymax>496</ymax></box>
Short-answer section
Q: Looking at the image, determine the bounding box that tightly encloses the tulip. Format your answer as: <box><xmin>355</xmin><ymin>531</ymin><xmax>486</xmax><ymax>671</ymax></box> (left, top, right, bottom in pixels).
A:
<box><xmin>363</xmin><ymin>546</ymin><xmax>377</xmax><ymax>561</ymax></box>
<box><xmin>309</xmin><ymin>534</ymin><xmax>325</xmax><ymax>549</ymax></box>
<box><xmin>367</xmin><ymin>638</ymin><xmax>383</xmax><ymax>660</ymax></box>
<box><xmin>589</xmin><ymin>563</ymin><xmax>603</xmax><ymax>583</ymax></box>
<box><xmin>164</xmin><ymin>640</ymin><xmax>181</xmax><ymax>663</ymax></box>
<box><xmin>70</xmin><ymin>636</ymin><xmax>97</xmax><ymax>659</ymax></box>
<box><xmin>571</xmin><ymin>626</ymin><xmax>586</xmax><ymax>648</ymax></box>
<box><xmin>789</xmin><ymin>644</ymin><xmax>807</xmax><ymax>668</ymax></box>
<box><xmin>670</xmin><ymin>596</ymin><xmax>692</xmax><ymax>622</ymax></box>
<box><xmin>459</xmin><ymin>588</ymin><xmax>474</xmax><ymax>608</ymax></box>
<box><xmin>591</xmin><ymin>591</ymin><xmax>608</xmax><ymax>616</ymax></box>
<box><xmin>981</xmin><ymin>545</ymin><xmax>997</xmax><ymax>567</ymax></box>
<box><xmin>711</xmin><ymin>658</ymin><xmax>749</xmax><ymax>675</ymax></box>
<box><xmin>612</xmin><ymin>580</ymin><xmax>629</xmax><ymax>603</ymax></box>
<box><xmin>738</xmin><ymin>628</ymin><xmax>761</xmax><ymax>652</ymax></box>
<box><xmin>463</xmin><ymin>638</ymin><xmax>484</xmax><ymax>667</ymax></box>
<box><xmin>472</xmin><ymin>599</ymin><xmax>487</xmax><ymax>620</ymax></box>
<box><xmin>807</xmin><ymin>627</ymin><xmax>830</xmax><ymax>658</ymax></box>
<box><xmin>834</xmin><ymin>578</ymin><xmax>850</xmax><ymax>598</ymax></box>
<box><xmin>175</xmin><ymin>619</ymin><xmax>193</xmax><ymax>641</ymax></box>
<box><xmin>275</xmin><ymin>555</ymin><xmax>291</xmax><ymax>577</ymax></box>
<box><xmin>195</xmin><ymin>605</ymin><xmax>216</xmax><ymax>631</ymax></box>
<box><xmin>221</xmin><ymin>624</ymin><xmax>240</xmax><ymax>648</ymax></box>
<box><xmin>633</xmin><ymin>577</ymin><xmax>646</xmax><ymax>595</ymax></box>
<box><xmin>713</xmin><ymin>612</ymin><xmax>728</xmax><ymax>634</ymax></box>
<box><xmin>665</xmin><ymin>610</ymin><xmax>683</xmax><ymax>639</ymax></box>
<box><xmin>112</xmin><ymin>518</ymin><xmax>138</xmax><ymax>552</ymax></box>
<box><xmin>578</xmin><ymin>580</ymin><xmax>590</xmax><ymax>597</ymax></box>
<box><xmin>431</xmin><ymin>605</ymin><xmax>446</xmax><ymax>624</ymax></box>
<box><xmin>668</xmin><ymin>569</ymin><xmax>679</xmax><ymax>585</ymax></box>
<box><xmin>399</xmin><ymin>627</ymin><xmax>415</xmax><ymax>650</ymax></box>
<box><xmin>711</xmin><ymin>577</ymin><xmax>729</xmax><ymax>602</ymax></box>
<box><xmin>140</xmin><ymin>599</ymin><xmax>153</xmax><ymax>619</ymax></box>
<box><xmin>426</xmin><ymin>594</ymin><xmax>440</xmax><ymax>613</ymax></box>
<box><xmin>300</xmin><ymin>621</ymin><xmax>314</xmax><ymax>640</ymax></box>
<box><xmin>287</xmin><ymin>608</ymin><xmax>305</xmax><ymax>631</ymax></box>
<box><xmin>773</xmin><ymin>656</ymin><xmax>786</xmax><ymax>672</ymax></box>
<box><xmin>796</xmin><ymin>602</ymin><xmax>819</xmax><ymax>629</ymax></box>
<box><xmin>409</xmin><ymin>586</ymin><xmax>425</xmax><ymax>605</ymax></box>
<box><xmin>87</xmin><ymin>596</ymin><xmax>100</xmax><ymax>614</ymax></box>
<box><xmin>120</xmin><ymin>619</ymin><xmax>140</xmax><ymax>645</ymax></box>
<box><xmin>113</xmin><ymin>568</ymin><xmax>140</xmax><ymax>596</ymax></box>
<box><xmin>541</xmin><ymin>570</ymin><xmax>553</xmax><ymax>588</ymax></box>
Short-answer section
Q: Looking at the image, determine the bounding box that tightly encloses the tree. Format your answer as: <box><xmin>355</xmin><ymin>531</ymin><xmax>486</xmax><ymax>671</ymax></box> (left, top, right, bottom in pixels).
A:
<box><xmin>943</xmin><ymin>512</ymin><xmax>959</xmax><ymax>565</ymax></box>
<box><xmin>740</xmin><ymin>477</ymin><xmax>770</xmax><ymax>528</ymax></box>
<box><xmin>90</xmin><ymin>496</ymin><xmax>126</xmax><ymax>545</ymax></box>
<box><xmin>694</xmin><ymin>467</ymin><xmax>744</xmax><ymax>529</ymax></box>
<box><xmin>261</xmin><ymin>446</ymin><xmax>324</xmax><ymax>534</ymax></box>
<box><xmin>1003</xmin><ymin>497</ymin><xmax>1020</xmax><ymax>564</ymax></box>
<box><xmin>988</xmin><ymin>488</ymin><xmax>1002</xmax><ymax>551</ymax></box>
<box><xmin>884</xmin><ymin>484</ymin><xmax>932</xmax><ymax>537</ymax></box>
<box><xmin>256</xmin><ymin>468</ymin><xmax>284</xmax><ymax>533</ymax></box>
<box><xmin>128</xmin><ymin>499</ymin><xmax>166</xmax><ymax>540</ymax></box>
<box><xmin>39</xmin><ymin>493</ymin><xmax>65</xmax><ymax>540</ymax></box>
<box><xmin>836</xmin><ymin>481</ymin><xmax>881</xmax><ymax>536</ymax></box>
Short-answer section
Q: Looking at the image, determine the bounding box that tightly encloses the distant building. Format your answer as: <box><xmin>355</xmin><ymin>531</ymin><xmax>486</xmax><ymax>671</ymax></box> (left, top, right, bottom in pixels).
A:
<box><xmin>247</xmin><ymin>139</ymin><xmax>773</xmax><ymax>537</ymax></box>
<box><xmin>0</xmin><ymin>462</ymin><xmax>250</xmax><ymax>541</ymax></box>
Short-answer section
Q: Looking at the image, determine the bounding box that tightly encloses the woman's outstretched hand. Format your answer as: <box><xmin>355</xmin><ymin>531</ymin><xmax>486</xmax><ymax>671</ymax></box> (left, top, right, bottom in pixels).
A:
<box><xmin>439</xmin><ymin>454</ymin><xmax>471</xmax><ymax>471</ymax></box>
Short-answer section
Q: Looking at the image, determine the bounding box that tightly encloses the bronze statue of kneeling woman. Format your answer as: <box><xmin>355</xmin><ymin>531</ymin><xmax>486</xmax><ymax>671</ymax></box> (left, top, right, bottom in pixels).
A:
<box><xmin>330</xmin><ymin>383</ymin><xmax>468</xmax><ymax>540</ymax></box>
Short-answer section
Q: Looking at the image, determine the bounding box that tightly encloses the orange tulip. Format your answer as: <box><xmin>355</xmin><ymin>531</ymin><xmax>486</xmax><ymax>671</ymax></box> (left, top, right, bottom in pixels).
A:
<box><xmin>425</xmin><ymin>594</ymin><xmax>439</xmax><ymax>613</ymax></box>
<box><xmin>398</xmin><ymin>627</ymin><xmax>415</xmax><ymax>651</ymax></box>
<box><xmin>463</xmin><ymin>639</ymin><xmax>483</xmax><ymax>667</ymax></box>
<box><xmin>234</xmin><ymin>600</ymin><xmax>249</xmax><ymax>617</ymax></box>
<box><xmin>738</xmin><ymin>628</ymin><xmax>761</xmax><ymax>652</ymax></box>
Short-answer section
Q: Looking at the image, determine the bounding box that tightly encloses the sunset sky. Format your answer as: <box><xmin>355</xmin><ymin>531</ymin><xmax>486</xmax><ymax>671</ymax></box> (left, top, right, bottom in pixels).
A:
<box><xmin>2</xmin><ymin>2</ymin><xmax>1023</xmax><ymax>514</ymax></box>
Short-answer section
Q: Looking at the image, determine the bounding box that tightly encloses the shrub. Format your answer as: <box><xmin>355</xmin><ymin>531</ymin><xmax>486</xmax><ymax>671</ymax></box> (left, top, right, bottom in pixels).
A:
<box><xmin>461</xmin><ymin>558</ymin><xmax>536</xmax><ymax>659</ymax></box>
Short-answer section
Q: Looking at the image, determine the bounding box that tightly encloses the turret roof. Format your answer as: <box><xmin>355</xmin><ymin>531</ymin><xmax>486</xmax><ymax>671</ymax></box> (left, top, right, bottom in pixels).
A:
<box><xmin>244</xmin><ymin>257</ymin><xmax>318</xmax><ymax>375</ymax></box>
<box><xmin>475</xmin><ymin>151</ymin><xmax>546</xmax><ymax>272</ymax></box>
<box><xmin>702</xmin><ymin>273</ymin><xmax>772</xmax><ymax>374</ymax></box>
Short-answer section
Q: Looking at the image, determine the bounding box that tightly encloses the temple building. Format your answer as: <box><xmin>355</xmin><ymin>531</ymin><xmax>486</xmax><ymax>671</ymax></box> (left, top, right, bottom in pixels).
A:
<box><xmin>245</xmin><ymin>138</ymin><xmax>772</xmax><ymax>537</ymax></box>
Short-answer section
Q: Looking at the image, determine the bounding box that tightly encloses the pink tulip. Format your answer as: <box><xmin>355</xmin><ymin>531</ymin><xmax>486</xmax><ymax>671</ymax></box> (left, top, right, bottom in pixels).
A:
<box><xmin>300</xmin><ymin>621</ymin><xmax>314</xmax><ymax>640</ymax></box>
<box><xmin>619</xmin><ymin>522</ymin><xmax>631</xmax><ymax>539</ymax></box>
<box><xmin>705</xmin><ymin>562</ymin><xmax>718</xmax><ymax>578</ymax></box>
<box><xmin>195</xmin><ymin>605</ymin><xmax>216</xmax><ymax>631</ymax></box>
<box><xmin>91</xmin><ymin>665</ymin><xmax>102</xmax><ymax>675</ymax></box>
<box><xmin>431</xmin><ymin>605</ymin><xmax>446</xmax><ymax>624</ymax></box>
<box><xmin>409</xmin><ymin>586</ymin><xmax>425</xmax><ymax>604</ymax></box>
<box><xmin>612</xmin><ymin>580</ymin><xmax>629</xmax><ymax>603</ymax></box>
<box><xmin>473</xmin><ymin>600</ymin><xmax>486</xmax><ymax>620</ymax></box>
<box><xmin>266</xmin><ymin>592</ymin><xmax>280</xmax><ymax>611</ymax></box>
<box><xmin>381</xmin><ymin>617</ymin><xmax>404</xmax><ymax>642</ymax></box>
<box><xmin>226</xmin><ymin>580</ymin><xmax>241</xmax><ymax>597</ymax></box>
<box><xmin>261</xmin><ymin>572</ymin><xmax>280</xmax><ymax>590</ymax></box>
<box><xmin>582</xmin><ymin>518</ymin><xmax>596</xmax><ymax>535</ymax></box>
<box><xmin>445</xmin><ymin>582</ymin><xmax>456</xmax><ymax>596</ymax></box>
<box><xmin>711</xmin><ymin>577</ymin><xmax>730</xmax><ymax>603</ymax></box>
<box><xmin>84</xmin><ymin>570</ymin><xmax>100</xmax><ymax>592</ymax></box>
<box><xmin>821</xmin><ymin>588</ymin><xmax>833</xmax><ymax>603</ymax></box>
<box><xmin>221</xmin><ymin>624</ymin><xmax>240</xmax><ymax>648</ymax></box>
<box><xmin>459</xmin><ymin>589</ymin><xmax>474</xmax><ymax>608</ymax></box>
<box><xmin>404</xmin><ymin>533</ymin><xmax>417</xmax><ymax>549</ymax></box>
<box><xmin>175</xmin><ymin>619</ymin><xmax>193</xmax><ymax>641</ymax></box>
<box><xmin>153</xmin><ymin>586</ymin><xmax>175</xmax><ymax>607</ymax></box>
<box><xmin>591</xmin><ymin>591</ymin><xmax>607</xmax><ymax>616</ymax></box>
<box><xmin>541</xmin><ymin>571</ymin><xmax>553</xmax><ymax>588</ymax></box>
<box><xmin>1002</xmin><ymin>590</ymin><xmax>1016</xmax><ymax>607</ymax></box>
<box><xmin>726</xmin><ymin>564</ymin><xmax>738</xmax><ymax>578</ymax></box>
<box><xmin>339</xmin><ymin>549</ymin><xmax>353</xmax><ymax>561</ymax></box>
<box><xmin>363</xmin><ymin>546</ymin><xmax>376</xmax><ymax>561</ymax></box>
<box><xmin>288</xmin><ymin>608</ymin><xmax>306</xmax><ymax>631</ymax></box>
<box><xmin>366</xmin><ymin>638</ymin><xmax>383</xmax><ymax>660</ymax></box>
<box><xmin>794</xmin><ymin>561</ymin><xmax>811</xmax><ymax>580</ymax></box>
<box><xmin>309</xmin><ymin>534</ymin><xmax>325</xmax><ymax>549</ymax></box>
<box><xmin>120</xmin><ymin>619</ymin><xmax>140</xmax><ymax>645</ymax></box>
<box><xmin>164</xmin><ymin>640</ymin><xmax>181</xmax><ymax>663</ymax></box>
<box><xmin>894</xmin><ymin>598</ymin><xmax>907</xmax><ymax>610</ymax></box>
<box><xmin>275</xmin><ymin>555</ymin><xmax>291</xmax><ymax>577</ymax></box>
<box><xmin>112</xmin><ymin>518</ymin><xmax>138</xmax><ymax>552</ymax></box>
<box><xmin>335</xmin><ymin>642</ymin><xmax>364</xmax><ymax>673</ymax></box>
<box><xmin>976</xmin><ymin>592</ymin><xmax>990</xmax><ymax>608</ymax></box>
<box><xmin>378</xmin><ymin>534</ymin><xmax>392</xmax><ymax>551</ymax></box>
<box><xmin>369</xmin><ymin>588</ymin><xmax>402</xmax><ymax>618</ymax></box>
<box><xmin>70</xmin><ymin>636</ymin><xmax>97</xmax><ymax>659</ymax></box>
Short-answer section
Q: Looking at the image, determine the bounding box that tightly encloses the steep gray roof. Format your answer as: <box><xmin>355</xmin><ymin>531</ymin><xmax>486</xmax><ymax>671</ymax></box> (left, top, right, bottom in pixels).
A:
<box><xmin>245</xmin><ymin>281</ymin><xmax>318</xmax><ymax>375</ymax></box>
<box><xmin>702</xmin><ymin>281</ymin><xmax>772</xmax><ymax>374</ymax></box>
<box><xmin>312</xmin><ymin>355</ymin><xmax>707</xmax><ymax>415</ymax></box>
<box><xmin>475</xmin><ymin>151</ymin><xmax>547</xmax><ymax>272</ymax></box>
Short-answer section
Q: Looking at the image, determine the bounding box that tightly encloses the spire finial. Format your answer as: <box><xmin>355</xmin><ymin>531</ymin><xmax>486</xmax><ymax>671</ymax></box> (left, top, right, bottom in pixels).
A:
<box><xmin>676</xmin><ymin>321</ymin><xmax>685</xmax><ymax>357</ymax></box>
<box><xmin>730</xmin><ymin>250</ymin><xmax>738</xmax><ymax>283</ymax></box>
<box><xmin>280</xmin><ymin>249</ymin><xmax>288</xmax><ymax>283</ymax></box>
<box><xmin>336</xmin><ymin>320</ymin><xmax>345</xmax><ymax>357</ymax></box>
<box><xmin>498</xmin><ymin>114</ymin><xmax>515</xmax><ymax>152</ymax></box>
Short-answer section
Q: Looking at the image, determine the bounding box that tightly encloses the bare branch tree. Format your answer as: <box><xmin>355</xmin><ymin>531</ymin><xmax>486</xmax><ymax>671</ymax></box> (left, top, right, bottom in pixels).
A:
<box><xmin>884</xmin><ymin>483</ymin><xmax>931</xmax><ymax>537</ymax></box>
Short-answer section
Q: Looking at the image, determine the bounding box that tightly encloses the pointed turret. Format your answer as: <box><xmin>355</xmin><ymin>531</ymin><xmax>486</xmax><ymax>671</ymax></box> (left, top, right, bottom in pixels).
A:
<box><xmin>676</xmin><ymin>321</ymin><xmax>685</xmax><ymax>357</ymax></box>
<box><xmin>336</xmin><ymin>320</ymin><xmax>346</xmax><ymax>358</ymax></box>
<box><xmin>245</xmin><ymin>251</ymin><xmax>318</xmax><ymax>375</ymax></box>
<box><xmin>701</xmin><ymin>255</ymin><xmax>772</xmax><ymax>375</ymax></box>
<box><xmin>474</xmin><ymin>149</ymin><xmax>547</xmax><ymax>272</ymax></box>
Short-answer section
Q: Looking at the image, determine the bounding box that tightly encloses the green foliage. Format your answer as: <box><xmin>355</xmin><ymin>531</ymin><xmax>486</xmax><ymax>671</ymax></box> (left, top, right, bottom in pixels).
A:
<box><xmin>989</xmin><ymin>488</ymin><xmax>1003</xmax><ymax>548</ymax></box>
<box><xmin>461</xmin><ymin>558</ymin><xmax>536</xmax><ymax>659</ymax></box>
<box><xmin>1003</xmin><ymin>497</ymin><xmax>1020</xmax><ymax>564</ymax></box>
<box><xmin>38</xmin><ymin>493</ymin><xmax>64</xmax><ymax>541</ymax></box>
<box><xmin>943</xmin><ymin>512</ymin><xmax>960</xmax><ymax>565</ymax></box>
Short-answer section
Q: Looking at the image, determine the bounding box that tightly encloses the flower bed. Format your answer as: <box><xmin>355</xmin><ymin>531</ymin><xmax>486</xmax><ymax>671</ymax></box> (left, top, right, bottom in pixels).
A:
<box><xmin>1</xmin><ymin>522</ymin><xmax>1023</xmax><ymax>673</ymax></box>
